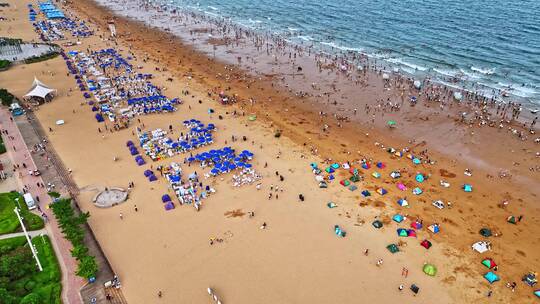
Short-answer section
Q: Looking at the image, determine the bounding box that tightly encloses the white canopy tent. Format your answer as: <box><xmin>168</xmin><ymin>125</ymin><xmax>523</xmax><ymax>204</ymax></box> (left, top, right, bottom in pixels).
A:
<box><xmin>23</xmin><ymin>77</ymin><xmax>56</xmax><ymax>101</ymax></box>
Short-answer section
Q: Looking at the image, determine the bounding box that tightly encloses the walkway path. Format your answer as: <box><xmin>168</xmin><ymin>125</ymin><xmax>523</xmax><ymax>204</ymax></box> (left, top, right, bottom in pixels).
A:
<box><xmin>0</xmin><ymin>228</ymin><xmax>47</xmax><ymax>240</ymax></box>
<box><xmin>0</xmin><ymin>108</ymin><xmax>84</xmax><ymax>304</ymax></box>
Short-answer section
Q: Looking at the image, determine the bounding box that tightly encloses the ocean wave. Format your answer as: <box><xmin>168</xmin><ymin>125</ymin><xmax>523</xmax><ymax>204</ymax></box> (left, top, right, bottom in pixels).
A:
<box><xmin>385</xmin><ymin>57</ymin><xmax>427</xmax><ymax>71</ymax></box>
<box><xmin>319</xmin><ymin>41</ymin><xmax>363</xmax><ymax>52</ymax></box>
<box><xmin>433</xmin><ymin>68</ymin><xmax>458</xmax><ymax>78</ymax></box>
<box><xmin>471</xmin><ymin>66</ymin><xmax>496</xmax><ymax>75</ymax></box>
<box><xmin>207</xmin><ymin>6</ymin><xmax>218</xmax><ymax>11</ymax></box>
<box><xmin>296</xmin><ymin>35</ymin><xmax>314</xmax><ymax>42</ymax></box>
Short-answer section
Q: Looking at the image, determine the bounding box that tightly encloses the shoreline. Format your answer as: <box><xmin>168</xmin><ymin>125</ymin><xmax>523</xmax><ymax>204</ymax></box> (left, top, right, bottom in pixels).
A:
<box><xmin>1</xmin><ymin>0</ymin><xmax>539</xmax><ymax>303</ymax></box>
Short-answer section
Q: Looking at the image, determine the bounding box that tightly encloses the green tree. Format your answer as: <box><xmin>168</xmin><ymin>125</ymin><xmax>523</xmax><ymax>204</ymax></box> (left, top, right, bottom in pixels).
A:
<box><xmin>70</xmin><ymin>244</ymin><xmax>89</xmax><ymax>260</ymax></box>
<box><xmin>20</xmin><ymin>292</ymin><xmax>41</xmax><ymax>304</ymax></box>
<box><xmin>76</xmin><ymin>255</ymin><xmax>98</xmax><ymax>279</ymax></box>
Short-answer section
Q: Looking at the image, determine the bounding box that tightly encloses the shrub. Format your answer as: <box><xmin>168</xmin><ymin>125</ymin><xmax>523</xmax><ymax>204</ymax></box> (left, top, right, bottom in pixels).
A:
<box><xmin>0</xmin><ymin>88</ymin><xmax>15</xmax><ymax>106</ymax></box>
<box><xmin>0</xmin><ymin>60</ymin><xmax>11</xmax><ymax>70</ymax></box>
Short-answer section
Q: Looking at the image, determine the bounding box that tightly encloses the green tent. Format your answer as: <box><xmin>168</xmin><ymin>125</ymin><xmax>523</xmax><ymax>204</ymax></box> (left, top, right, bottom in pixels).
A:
<box><xmin>248</xmin><ymin>114</ymin><xmax>257</xmax><ymax>121</ymax></box>
<box><xmin>481</xmin><ymin>258</ymin><xmax>497</xmax><ymax>269</ymax></box>
<box><xmin>387</xmin><ymin>120</ymin><xmax>397</xmax><ymax>127</ymax></box>
<box><xmin>507</xmin><ymin>216</ymin><xmax>517</xmax><ymax>224</ymax></box>
<box><xmin>387</xmin><ymin>244</ymin><xmax>399</xmax><ymax>253</ymax></box>
<box><xmin>350</xmin><ymin>175</ymin><xmax>360</xmax><ymax>182</ymax></box>
<box><xmin>423</xmin><ymin>264</ymin><xmax>437</xmax><ymax>276</ymax></box>
<box><xmin>479</xmin><ymin>228</ymin><xmax>492</xmax><ymax>237</ymax></box>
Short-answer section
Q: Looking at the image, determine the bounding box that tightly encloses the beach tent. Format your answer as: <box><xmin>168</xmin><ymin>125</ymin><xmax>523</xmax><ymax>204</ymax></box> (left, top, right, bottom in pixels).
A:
<box><xmin>376</xmin><ymin>162</ymin><xmax>386</xmax><ymax>169</ymax></box>
<box><xmin>463</xmin><ymin>184</ymin><xmax>473</xmax><ymax>192</ymax></box>
<box><xmin>412</xmin><ymin>158</ymin><xmax>421</xmax><ymax>165</ymax></box>
<box><xmin>472</xmin><ymin>241</ymin><xmax>490</xmax><ymax>253</ymax></box>
<box><xmin>534</xmin><ymin>290</ymin><xmax>540</xmax><ymax>298</ymax></box>
<box><xmin>144</xmin><ymin>170</ymin><xmax>153</xmax><ymax>177</ymax></box>
<box><xmin>397</xmin><ymin>228</ymin><xmax>408</xmax><ymax>237</ymax></box>
<box><xmin>372</xmin><ymin>220</ymin><xmax>383</xmax><ymax>229</ymax></box>
<box><xmin>377</xmin><ymin>188</ymin><xmax>388</xmax><ymax>195</ymax></box>
<box><xmin>361</xmin><ymin>190</ymin><xmax>371</xmax><ymax>197</ymax></box>
<box><xmin>390</xmin><ymin>171</ymin><xmax>401</xmax><ymax>179</ymax></box>
<box><xmin>507</xmin><ymin>216</ymin><xmax>518</xmax><ymax>224</ymax></box>
<box><xmin>423</xmin><ymin>264</ymin><xmax>437</xmax><ymax>276</ymax></box>
<box><xmin>479</xmin><ymin>228</ymin><xmax>492</xmax><ymax>237</ymax></box>
<box><xmin>397</xmin><ymin>198</ymin><xmax>409</xmax><ymax>207</ymax></box>
<box><xmin>327</xmin><ymin>202</ymin><xmax>337</xmax><ymax>208</ymax></box>
<box><xmin>393</xmin><ymin>214</ymin><xmax>404</xmax><ymax>223</ymax></box>
<box><xmin>319</xmin><ymin>181</ymin><xmax>328</xmax><ymax>188</ymax></box>
<box><xmin>331</xmin><ymin>163</ymin><xmax>340</xmax><ymax>169</ymax></box>
<box><xmin>334</xmin><ymin>225</ymin><xmax>346</xmax><ymax>237</ymax></box>
<box><xmin>349</xmin><ymin>185</ymin><xmax>358</xmax><ymax>191</ymax></box>
<box><xmin>412</xmin><ymin>187</ymin><xmax>423</xmax><ymax>195</ymax></box>
<box><xmin>161</xmin><ymin>194</ymin><xmax>171</xmax><ymax>203</ymax></box>
<box><xmin>361</xmin><ymin>162</ymin><xmax>371</xmax><ymax>169</ymax></box>
<box><xmin>350</xmin><ymin>175</ymin><xmax>360</xmax><ymax>182</ymax></box>
<box><xmin>325</xmin><ymin>167</ymin><xmax>335</xmax><ymax>173</ymax></box>
<box><xmin>410</xmin><ymin>284</ymin><xmax>420</xmax><ymax>294</ymax></box>
<box><xmin>428</xmin><ymin>224</ymin><xmax>440</xmax><ymax>234</ymax></box>
<box><xmin>411</xmin><ymin>221</ymin><xmax>423</xmax><ymax>230</ymax></box>
<box><xmin>397</xmin><ymin>183</ymin><xmax>407</xmax><ymax>191</ymax></box>
<box><xmin>387</xmin><ymin>244</ymin><xmax>399</xmax><ymax>253</ymax></box>
<box><xmin>413</xmin><ymin>80</ymin><xmax>422</xmax><ymax>89</ymax></box>
<box><xmin>407</xmin><ymin>229</ymin><xmax>417</xmax><ymax>237</ymax></box>
<box><xmin>340</xmin><ymin>180</ymin><xmax>351</xmax><ymax>187</ymax></box>
<box><xmin>522</xmin><ymin>272</ymin><xmax>537</xmax><ymax>287</ymax></box>
<box><xmin>372</xmin><ymin>172</ymin><xmax>381</xmax><ymax>178</ymax></box>
<box><xmin>23</xmin><ymin>77</ymin><xmax>56</xmax><ymax>101</ymax></box>
<box><xmin>164</xmin><ymin>201</ymin><xmax>175</xmax><ymax>210</ymax></box>
<box><xmin>420</xmin><ymin>240</ymin><xmax>432</xmax><ymax>249</ymax></box>
<box><xmin>148</xmin><ymin>175</ymin><xmax>157</xmax><ymax>182</ymax></box>
<box><xmin>484</xmin><ymin>272</ymin><xmax>500</xmax><ymax>284</ymax></box>
<box><xmin>481</xmin><ymin>258</ymin><xmax>497</xmax><ymax>269</ymax></box>
<box><xmin>415</xmin><ymin>174</ymin><xmax>425</xmax><ymax>183</ymax></box>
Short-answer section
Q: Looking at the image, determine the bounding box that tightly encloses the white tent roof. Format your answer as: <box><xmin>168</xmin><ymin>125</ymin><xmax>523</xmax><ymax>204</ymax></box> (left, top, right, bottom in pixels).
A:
<box><xmin>24</xmin><ymin>77</ymin><xmax>56</xmax><ymax>99</ymax></box>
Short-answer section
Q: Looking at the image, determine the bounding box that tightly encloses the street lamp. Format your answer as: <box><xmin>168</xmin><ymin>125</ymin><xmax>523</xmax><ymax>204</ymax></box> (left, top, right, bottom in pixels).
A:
<box><xmin>14</xmin><ymin>207</ymin><xmax>43</xmax><ymax>272</ymax></box>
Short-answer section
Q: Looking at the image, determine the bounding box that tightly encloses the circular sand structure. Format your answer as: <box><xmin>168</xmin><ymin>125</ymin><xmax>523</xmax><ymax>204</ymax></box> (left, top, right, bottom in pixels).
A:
<box><xmin>93</xmin><ymin>187</ymin><xmax>128</xmax><ymax>208</ymax></box>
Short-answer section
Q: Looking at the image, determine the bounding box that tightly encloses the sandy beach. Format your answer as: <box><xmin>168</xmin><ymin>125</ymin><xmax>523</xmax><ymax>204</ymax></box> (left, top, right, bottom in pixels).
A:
<box><xmin>1</xmin><ymin>0</ymin><xmax>539</xmax><ymax>303</ymax></box>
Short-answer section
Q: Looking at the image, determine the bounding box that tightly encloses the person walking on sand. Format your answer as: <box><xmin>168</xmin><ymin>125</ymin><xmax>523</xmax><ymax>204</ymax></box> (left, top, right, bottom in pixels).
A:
<box><xmin>364</xmin><ymin>249</ymin><xmax>369</xmax><ymax>256</ymax></box>
<box><xmin>134</xmin><ymin>205</ymin><xmax>138</xmax><ymax>212</ymax></box>
<box><xmin>402</xmin><ymin>267</ymin><xmax>408</xmax><ymax>277</ymax></box>
<box><xmin>158</xmin><ymin>291</ymin><xmax>162</xmax><ymax>298</ymax></box>
<box><xmin>119</xmin><ymin>213</ymin><xmax>123</xmax><ymax>220</ymax></box>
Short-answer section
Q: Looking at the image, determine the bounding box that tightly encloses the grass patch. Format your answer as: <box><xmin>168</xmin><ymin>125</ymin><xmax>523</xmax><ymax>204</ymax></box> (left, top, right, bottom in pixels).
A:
<box><xmin>0</xmin><ymin>192</ymin><xmax>44</xmax><ymax>235</ymax></box>
<box><xmin>0</xmin><ymin>235</ymin><xmax>62</xmax><ymax>304</ymax></box>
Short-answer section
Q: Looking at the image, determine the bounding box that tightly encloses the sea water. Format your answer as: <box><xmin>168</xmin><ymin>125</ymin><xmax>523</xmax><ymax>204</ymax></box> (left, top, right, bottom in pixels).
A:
<box><xmin>166</xmin><ymin>0</ymin><xmax>540</xmax><ymax>105</ymax></box>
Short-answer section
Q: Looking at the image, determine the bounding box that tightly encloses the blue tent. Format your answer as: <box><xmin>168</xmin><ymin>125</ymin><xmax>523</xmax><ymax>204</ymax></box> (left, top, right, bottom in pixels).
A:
<box><xmin>361</xmin><ymin>190</ymin><xmax>371</xmax><ymax>197</ymax></box>
<box><xmin>484</xmin><ymin>272</ymin><xmax>500</xmax><ymax>284</ymax></box>
<box><xmin>412</xmin><ymin>158</ymin><xmax>421</xmax><ymax>165</ymax></box>
<box><xmin>415</xmin><ymin>174</ymin><xmax>425</xmax><ymax>183</ymax></box>
<box><xmin>463</xmin><ymin>184</ymin><xmax>473</xmax><ymax>192</ymax></box>
<box><xmin>393</xmin><ymin>214</ymin><xmax>404</xmax><ymax>223</ymax></box>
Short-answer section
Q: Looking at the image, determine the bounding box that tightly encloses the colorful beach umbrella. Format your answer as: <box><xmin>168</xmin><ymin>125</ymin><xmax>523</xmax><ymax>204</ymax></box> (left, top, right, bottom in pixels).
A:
<box><xmin>423</xmin><ymin>264</ymin><xmax>437</xmax><ymax>276</ymax></box>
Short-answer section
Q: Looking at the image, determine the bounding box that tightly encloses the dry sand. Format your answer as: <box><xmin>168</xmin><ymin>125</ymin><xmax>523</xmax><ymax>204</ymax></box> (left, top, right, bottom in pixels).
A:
<box><xmin>1</xmin><ymin>1</ymin><xmax>539</xmax><ymax>303</ymax></box>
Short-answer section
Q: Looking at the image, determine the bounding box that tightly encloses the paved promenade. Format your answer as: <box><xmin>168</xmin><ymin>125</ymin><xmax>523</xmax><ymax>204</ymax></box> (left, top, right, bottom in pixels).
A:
<box><xmin>0</xmin><ymin>108</ymin><xmax>84</xmax><ymax>304</ymax></box>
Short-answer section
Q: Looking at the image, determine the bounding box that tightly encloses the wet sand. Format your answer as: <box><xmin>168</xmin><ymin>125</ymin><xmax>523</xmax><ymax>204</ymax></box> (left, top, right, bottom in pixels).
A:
<box><xmin>1</xmin><ymin>0</ymin><xmax>539</xmax><ymax>303</ymax></box>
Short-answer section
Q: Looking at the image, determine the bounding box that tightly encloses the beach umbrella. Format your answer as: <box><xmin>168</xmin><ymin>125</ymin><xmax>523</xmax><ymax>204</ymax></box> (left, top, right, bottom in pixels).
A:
<box><xmin>423</xmin><ymin>264</ymin><xmax>437</xmax><ymax>276</ymax></box>
<box><xmin>387</xmin><ymin>120</ymin><xmax>396</xmax><ymax>127</ymax></box>
<box><xmin>453</xmin><ymin>92</ymin><xmax>463</xmax><ymax>101</ymax></box>
<box><xmin>413</xmin><ymin>80</ymin><xmax>422</xmax><ymax>89</ymax></box>
<box><xmin>412</xmin><ymin>158</ymin><xmax>421</xmax><ymax>165</ymax></box>
<box><xmin>382</xmin><ymin>73</ymin><xmax>389</xmax><ymax>80</ymax></box>
<box><xmin>534</xmin><ymin>290</ymin><xmax>540</xmax><ymax>298</ymax></box>
<box><xmin>415</xmin><ymin>174</ymin><xmax>425</xmax><ymax>183</ymax></box>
